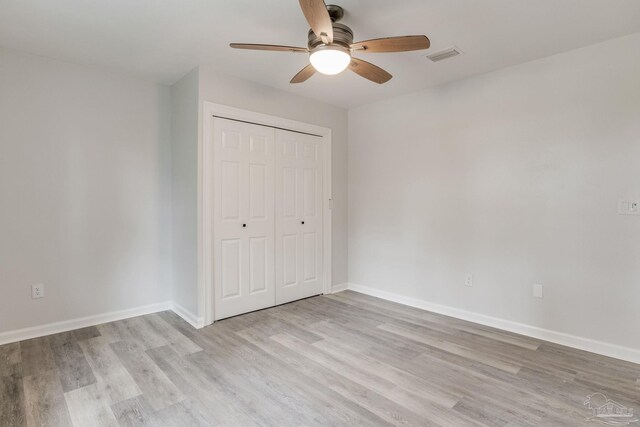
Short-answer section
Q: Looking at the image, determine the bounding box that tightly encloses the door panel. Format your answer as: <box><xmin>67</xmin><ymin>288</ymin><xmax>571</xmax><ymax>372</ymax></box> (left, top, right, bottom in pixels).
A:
<box><xmin>275</xmin><ymin>130</ymin><xmax>323</xmax><ymax>304</ymax></box>
<box><xmin>221</xmin><ymin>161</ymin><xmax>240</xmax><ymax>220</ymax></box>
<box><xmin>249</xmin><ymin>164</ymin><xmax>266</xmax><ymax>219</ymax></box>
<box><xmin>282</xmin><ymin>167</ymin><xmax>297</xmax><ymax>218</ymax></box>
<box><xmin>222</xmin><ymin>130</ymin><xmax>241</xmax><ymax>151</ymax></box>
<box><xmin>249</xmin><ymin>237</ymin><xmax>267</xmax><ymax>294</ymax></box>
<box><xmin>303</xmin><ymin>232</ymin><xmax>317</xmax><ymax>281</ymax></box>
<box><xmin>282</xmin><ymin>234</ymin><xmax>298</xmax><ymax>286</ymax></box>
<box><xmin>303</xmin><ymin>168</ymin><xmax>317</xmax><ymax>216</ymax></box>
<box><xmin>213</xmin><ymin>118</ymin><xmax>275</xmax><ymax>320</ymax></box>
<box><xmin>220</xmin><ymin>239</ymin><xmax>241</xmax><ymax>298</ymax></box>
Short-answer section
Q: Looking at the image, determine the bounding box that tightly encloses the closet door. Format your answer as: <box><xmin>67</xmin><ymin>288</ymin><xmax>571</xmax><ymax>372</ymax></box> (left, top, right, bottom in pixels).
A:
<box><xmin>275</xmin><ymin>129</ymin><xmax>324</xmax><ymax>304</ymax></box>
<box><xmin>213</xmin><ymin>118</ymin><xmax>275</xmax><ymax>320</ymax></box>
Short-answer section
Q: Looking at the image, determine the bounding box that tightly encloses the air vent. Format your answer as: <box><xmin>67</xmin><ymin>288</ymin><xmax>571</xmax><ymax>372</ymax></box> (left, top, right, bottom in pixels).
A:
<box><xmin>426</xmin><ymin>47</ymin><xmax>462</xmax><ymax>62</ymax></box>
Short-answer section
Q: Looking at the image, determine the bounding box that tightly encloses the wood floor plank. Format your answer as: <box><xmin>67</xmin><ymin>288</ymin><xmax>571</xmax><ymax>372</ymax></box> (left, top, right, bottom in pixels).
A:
<box><xmin>267</xmin><ymin>301</ymin><xmax>328</xmax><ymax>327</ymax></box>
<box><xmin>455</xmin><ymin>326</ymin><xmax>540</xmax><ymax>351</ymax></box>
<box><xmin>121</xmin><ymin>317</ymin><xmax>169</xmax><ymax>351</ymax></box>
<box><xmin>198</xmin><ymin>325</ymin><xmax>345</xmax><ymax>426</ymax></box>
<box><xmin>142</xmin><ymin>314</ymin><xmax>202</xmax><ymax>356</ymax></box>
<box><xmin>269</xmin><ymin>331</ymin><xmax>434</xmax><ymax>426</ymax></box>
<box><xmin>228</xmin><ymin>327</ymin><xmax>388</xmax><ymax>425</ymax></box>
<box><xmin>331</xmin><ymin>291</ymin><xmax>542</xmax><ymax>350</ymax></box>
<box><xmin>154</xmin><ymin>312</ymin><xmax>213</xmax><ymax>352</ymax></box>
<box><xmin>64</xmin><ymin>382</ymin><xmax>118</xmax><ymax>427</ymax></box>
<box><xmin>312</xmin><ymin>334</ymin><xmax>461</xmax><ymax>409</ymax></box>
<box><xmin>0</xmin><ymin>343</ymin><xmax>21</xmax><ymax>377</ymax></box>
<box><xmin>23</xmin><ymin>368</ymin><xmax>73</xmax><ymax>427</ymax></box>
<box><xmin>96</xmin><ymin>321</ymin><xmax>137</xmax><ymax>345</ymax></box>
<box><xmin>235</xmin><ymin>326</ymin><xmax>399</xmax><ymax>426</ymax></box>
<box><xmin>48</xmin><ymin>331</ymin><xmax>97</xmax><ymax>392</ymax></box>
<box><xmin>20</xmin><ymin>337</ymin><xmax>56</xmax><ymax>377</ymax></box>
<box><xmin>316</xmin><ymin>316</ymin><xmax>431</xmax><ymax>361</ymax></box>
<box><xmin>110</xmin><ymin>395</ymin><xmax>155</xmax><ymax>427</ymax></box>
<box><xmin>78</xmin><ymin>336</ymin><xmax>142</xmax><ymax>404</ymax></box>
<box><xmin>185</xmin><ymin>349</ymin><xmax>292</xmax><ymax>426</ymax></box>
<box><xmin>146</xmin><ymin>345</ymin><xmax>259</xmax><ymax>425</ymax></box>
<box><xmin>55</xmin><ymin>356</ymin><xmax>97</xmax><ymax>393</ymax></box>
<box><xmin>109</xmin><ymin>341</ymin><xmax>184</xmax><ymax>411</ymax></box>
<box><xmin>48</xmin><ymin>331</ymin><xmax>85</xmax><ymax>361</ymax></box>
<box><xmin>151</xmin><ymin>399</ymin><xmax>210</xmax><ymax>427</ymax></box>
<box><xmin>272</xmin><ymin>332</ymin><xmax>397</xmax><ymax>393</ymax></box>
<box><xmin>72</xmin><ymin>326</ymin><xmax>102</xmax><ymax>342</ymax></box>
<box><xmin>237</xmin><ymin>310</ymin><xmax>324</xmax><ymax>344</ymax></box>
<box><xmin>378</xmin><ymin>323</ymin><xmax>522</xmax><ymax>374</ymax></box>
<box><xmin>155</xmin><ymin>312</ymin><xmax>199</xmax><ymax>341</ymax></box>
<box><xmin>0</xmin><ymin>364</ymin><xmax>26</xmax><ymax>427</ymax></box>
<box><xmin>235</xmin><ymin>329</ymin><xmax>391</xmax><ymax>426</ymax></box>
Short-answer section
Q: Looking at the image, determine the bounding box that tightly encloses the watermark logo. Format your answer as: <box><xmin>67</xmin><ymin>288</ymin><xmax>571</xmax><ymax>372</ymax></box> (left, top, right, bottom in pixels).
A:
<box><xmin>584</xmin><ymin>393</ymin><xmax>638</xmax><ymax>426</ymax></box>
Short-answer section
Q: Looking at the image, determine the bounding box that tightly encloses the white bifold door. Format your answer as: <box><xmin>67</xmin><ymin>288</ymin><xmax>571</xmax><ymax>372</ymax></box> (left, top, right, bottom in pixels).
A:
<box><xmin>213</xmin><ymin>118</ymin><xmax>276</xmax><ymax>320</ymax></box>
<box><xmin>213</xmin><ymin>118</ymin><xmax>323</xmax><ymax>320</ymax></box>
<box><xmin>275</xmin><ymin>129</ymin><xmax>323</xmax><ymax>305</ymax></box>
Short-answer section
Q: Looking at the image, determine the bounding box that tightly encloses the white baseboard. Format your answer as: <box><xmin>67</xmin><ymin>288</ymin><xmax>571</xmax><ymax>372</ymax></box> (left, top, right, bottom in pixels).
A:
<box><xmin>171</xmin><ymin>302</ymin><xmax>205</xmax><ymax>329</ymax></box>
<box><xmin>0</xmin><ymin>301</ymin><xmax>172</xmax><ymax>346</ymax></box>
<box><xmin>0</xmin><ymin>300</ymin><xmax>208</xmax><ymax>346</ymax></box>
<box><xmin>331</xmin><ymin>282</ymin><xmax>349</xmax><ymax>293</ymax></box>
<box><xmin>347</xmin><ymin>283</ymin><xmax>640</xmax><ymax>365</ymax></box>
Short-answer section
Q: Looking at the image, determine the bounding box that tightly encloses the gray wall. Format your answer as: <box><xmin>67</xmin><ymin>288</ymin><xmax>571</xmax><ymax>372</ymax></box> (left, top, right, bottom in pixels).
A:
<box><xmin>170</xmin><ymin>68</ymin><xmax>199</xmax><ymax>316</ymax></box>
<box><xmin>348</xmin><ymin>33</ymin><xmax>640</xmax><ymax>350</ymax></box>
<box><xmin>0</xmin><ymin>48</ymin><xmax>173</xmax><ymax>333</ymax></box>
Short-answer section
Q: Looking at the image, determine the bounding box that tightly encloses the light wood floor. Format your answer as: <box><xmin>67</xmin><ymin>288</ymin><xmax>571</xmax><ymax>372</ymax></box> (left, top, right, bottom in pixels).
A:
<box><xmin>1</xmin><ymin>291</ymin><xmax>638</xmax><ymax>426</ymax></box>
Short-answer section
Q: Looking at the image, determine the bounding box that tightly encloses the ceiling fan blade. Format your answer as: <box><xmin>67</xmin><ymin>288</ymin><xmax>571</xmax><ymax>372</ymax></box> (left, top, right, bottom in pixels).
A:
<box><xmin>348</xmin><ymin>58</ymin><xmax>392</xmax><ymax>84</ymax></box>
<box><xmin>298</xmin><ymin>0</ymin><xmax>333</xmax><ymax>44</ymax></box>
<box><xmin>230</xmin><ymin>43</ymin><xmax>308</xmax><ymax>53</ymax></box>
<box><xmin>351</xmin><ymin>35</ymin><xmax>430</xmax><ymax>53</ymax></box>
<box><xmin>349</xmin><ymin>57</ymin><xmax>393</xmax><ymax>84</ymax></box>
<box><xmin>290</xmin><ymin>64</ymin><xmax>316</xmax><ymax>84</ymax></box>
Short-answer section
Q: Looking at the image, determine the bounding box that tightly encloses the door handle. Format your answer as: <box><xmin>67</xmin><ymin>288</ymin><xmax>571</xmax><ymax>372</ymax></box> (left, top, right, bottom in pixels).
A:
<box><xmin>301</xmin><ymin>221</ymin><xmax>305</xmax><ymax>225</ymax></box>
<box><xmin>242</xmin><ymin>223</ymin><xmax>247</xmax><ymax>228</ymax></box>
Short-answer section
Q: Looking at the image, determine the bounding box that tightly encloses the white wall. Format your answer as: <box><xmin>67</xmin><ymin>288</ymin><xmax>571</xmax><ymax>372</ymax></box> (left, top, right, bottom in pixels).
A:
<box><xmin>348</xmin><ymin>33</ymin><xmax>640</xmax><ymax>351</ymax></box>
<box><xmin>0</xmin><ymin>48</ymin><xmax>173</xmax><ymax>333</ymax></box>
<box><xmin>170</xmin><ymin>68</ymin><xmax>199</xmax><ymax>316</ymax></box>
<box><xmin>168</xmin><ymin>65</ymin><xmax>349</xmax><ymax>319</ymax></box>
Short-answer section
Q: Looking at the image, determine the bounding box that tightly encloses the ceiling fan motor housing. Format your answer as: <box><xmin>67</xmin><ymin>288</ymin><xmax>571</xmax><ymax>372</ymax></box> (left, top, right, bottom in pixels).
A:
<box><xmin>307</xmin><ymin>23</ymin><xmax>353</xmax><ymax>50</ymax></box>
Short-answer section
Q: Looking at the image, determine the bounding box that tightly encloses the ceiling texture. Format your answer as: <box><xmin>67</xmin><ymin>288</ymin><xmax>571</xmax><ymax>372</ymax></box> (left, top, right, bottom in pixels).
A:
<box><xmin>1</xmin><ymin>0</ymin><xmax>639</xmax><ymax>108</ymax></box>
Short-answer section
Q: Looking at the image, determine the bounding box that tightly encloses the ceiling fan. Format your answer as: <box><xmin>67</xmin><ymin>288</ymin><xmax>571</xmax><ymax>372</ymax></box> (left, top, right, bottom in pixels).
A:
<box><xmin>230</xmin><ymin>0</ymin><xmax>430</xmax><ymax>84</ymax></box>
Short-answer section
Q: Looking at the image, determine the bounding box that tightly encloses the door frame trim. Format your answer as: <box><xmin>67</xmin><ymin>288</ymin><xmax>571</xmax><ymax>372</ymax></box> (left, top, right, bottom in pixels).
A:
<box><xmin>200</xmin><ymin>102</ymin><xmax>333</xmax><ymax>326</ymax></box>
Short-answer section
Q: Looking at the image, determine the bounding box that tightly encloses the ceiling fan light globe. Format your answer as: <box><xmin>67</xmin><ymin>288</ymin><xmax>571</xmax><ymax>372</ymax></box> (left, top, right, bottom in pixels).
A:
<box><xmin>309</xmin><ymin>47</ymin><xmax>351</xmax><ymax>75</ymax></box>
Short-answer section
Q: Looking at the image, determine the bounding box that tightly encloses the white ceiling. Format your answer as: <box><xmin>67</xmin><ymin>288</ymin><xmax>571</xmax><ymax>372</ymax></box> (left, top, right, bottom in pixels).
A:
<box><xmin>1</xmin><ymin>0</ymin><xmax>639</xmax><ymax>108</ymax></box>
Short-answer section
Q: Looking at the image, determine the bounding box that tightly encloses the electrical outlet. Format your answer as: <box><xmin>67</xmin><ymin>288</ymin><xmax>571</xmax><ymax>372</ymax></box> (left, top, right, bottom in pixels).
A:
<box><xmin>31</xmin><ymin>284</ymin><xmax>44</xmax><ymax>299</ymax></box>
<box><xmin>618</xmin><ymin>199</ymin><xmax>640</xmax><ymax>215</ymax></box>
<box><xmin>465</xmin><ymin>274</ymin><xmax>473</xmax><ymax>287</ymax></box>
<box><xmin>533</xmin><ymin>283</ymin><xmax>543</xmax><ymax>299</ymax></box>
